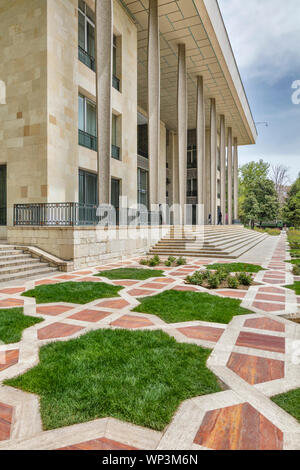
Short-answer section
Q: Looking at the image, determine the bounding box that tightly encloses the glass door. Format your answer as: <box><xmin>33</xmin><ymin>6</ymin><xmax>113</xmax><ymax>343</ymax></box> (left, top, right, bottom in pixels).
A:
<box><xmin>111</xmin><ymin>178</ymin><xmax>120</xmax><ymax>225</ymax></box>
<box><xmin>0</xmin><ymin>165</ymin><xmax>7</xmax><ymax>226</ymax></box>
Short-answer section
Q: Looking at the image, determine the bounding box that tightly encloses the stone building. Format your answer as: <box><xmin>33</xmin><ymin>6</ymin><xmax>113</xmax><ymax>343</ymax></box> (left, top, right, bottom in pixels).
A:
<box><xmin>0</xmin><ymin>0</ymin><xmax>257</xmax><ymax>268</ymax></box>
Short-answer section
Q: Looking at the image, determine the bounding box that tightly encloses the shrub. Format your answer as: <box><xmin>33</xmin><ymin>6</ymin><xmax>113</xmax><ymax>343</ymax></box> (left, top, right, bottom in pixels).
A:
<box><xmin>292</xmin><ymin>264</ymin><xmax>300</xmax><ymax>276</ymax></box>
<box><xmin>148</xmin><ymin>255</ymin><xmax>160</xmax><ymax>267</ymax></box>
<box><xmin>237</xmin><ymin>272</ymin><xmax>253</xmax><ymax>286</ymax></box>
<box><xmin>168</xmin><ymin>256</ymin><xmax>176</xmax><ymax>263</ymax></box>
<box><xmin>165</xmin><ymin>260</ymin><xmax>172</xmax><ymax>267</ymax></box>
<box><xmin>216</xmin><ymin>267</ymin><xmax>229</xmax><ymax>282</ymax></box>
<box><xmin>140</xmin><ymin>259</ymin><xmax>149</xmax><ymax>266</ymax></box>
<box><xmin>185</xmin><ymin>271</ymin><xmax>204</xmax><ymax>286</ymax></box>
<box><xmin>227</xmin><ymin>276</ymin><xmax>240</xmax><ymax>289</ymax></box>
<box><xmin>207</xmin><ymin>273</ymin><xmax>221</xmax><ymax>289</ymax></box>
<box><xmin>176</xmin><ymin>257</ymin><xmax>187</xmax><ymax>266</ymax></box>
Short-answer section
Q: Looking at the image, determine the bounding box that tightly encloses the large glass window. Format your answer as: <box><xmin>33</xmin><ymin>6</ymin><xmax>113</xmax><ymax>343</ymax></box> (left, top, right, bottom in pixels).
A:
<box><xmin>137</xmin><ymin>168</ymin><xmax>149</xmax><ymax>208</ymax></box>
<box><xmin>111</xmin><ymin>114</ymin><xmax>121</xmax><ymax>160</ymax></box>
<box><xmin>78</xmin><ymin>1</ymin><xmax>95</xmax><ymax>71</ymax></box>
<box><xmin>112</xmin><ymin>34</ymin><xmax>121</xmax><ymax>91</ymax></box>
<box><xmin>78</xmin><ymin>95</ymin><xmax>97</xmax><ymax>151</ymax></box>
<box><xmin>0</xmin><ymin>165</ymin><xmax>7</xmax><ymax>226</ymax></box>
<box><xmin>187</xmin><ymin>178</ymin><xmax>197</xmax><ymax>197</ymax></box>
<box><xmin>187</xmin><ymin>145</ymin><xmax>197</xmax><ymax>169</ymax></box>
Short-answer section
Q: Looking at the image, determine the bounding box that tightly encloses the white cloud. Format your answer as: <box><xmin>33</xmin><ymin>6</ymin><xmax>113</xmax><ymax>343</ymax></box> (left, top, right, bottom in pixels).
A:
<box><xmin>218</xmin><ymin>0</ymin><xmax>300</xmax><ymax>84</ymax></box>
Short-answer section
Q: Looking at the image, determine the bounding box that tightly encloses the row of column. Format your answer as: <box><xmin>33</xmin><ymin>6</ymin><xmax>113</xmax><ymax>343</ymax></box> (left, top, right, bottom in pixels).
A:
<box><xmin>95</xmin><ymin>0</ymin><xmax>239</xmax><ymax>224</ymax></box>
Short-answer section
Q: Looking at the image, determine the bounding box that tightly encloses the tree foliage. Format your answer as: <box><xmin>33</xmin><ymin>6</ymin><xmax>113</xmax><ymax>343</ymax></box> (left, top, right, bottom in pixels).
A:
<box><xmin>282</xmin><ymin>175</ymin><xmax>300</xmax><ymax>227</ymax></box>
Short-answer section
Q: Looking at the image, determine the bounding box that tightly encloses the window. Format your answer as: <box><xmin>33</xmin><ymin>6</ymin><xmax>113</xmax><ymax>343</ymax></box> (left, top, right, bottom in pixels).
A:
<box><xmin>78</xmin><ymin>95</ymin><xmax>97</xmax><ymax>151</ymax></box>
<box><xmin>137</xmin><ymin>168</ymin><xmax>149</xmax><ymax>208</ymax></box>
<box><xmin>111</xmin><ymin>114</ymin><xmax>121</xmax><ymax>160</ymax></box>
<box><xmin>187</xmin><ymin>178</ymin><xmax>197</xmax><ymax>197</ymax></box>
<box><xmin>0</xmin><ymin>165</ymin><xmax>7</xmax><ymax>226</ymax></box>
<box><xmin>112</xmin><ymin>35</ymin><xmax>121</xmax><ymax>91</ymax></box>
<box><xmin>187</xmin><ymin>145</ymin><xmax>197</xmax><ymax>169</ymax></box>
<box><xmin>78</xmin><ymin>1</ymin><xmax>95</xmax><ymax>71</ymax></box>
<box><xmin>78</xmin><ymin>169</ymin><xmax>97</xmax><ymax>224</ymax></box>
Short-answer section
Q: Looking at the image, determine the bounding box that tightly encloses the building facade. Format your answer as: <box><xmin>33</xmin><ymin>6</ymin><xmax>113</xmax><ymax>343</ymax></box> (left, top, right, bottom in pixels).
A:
<box><xmin>0</xmin><ymin>0</ymin><xmax>257</xmax><ymax>267</ymax></box>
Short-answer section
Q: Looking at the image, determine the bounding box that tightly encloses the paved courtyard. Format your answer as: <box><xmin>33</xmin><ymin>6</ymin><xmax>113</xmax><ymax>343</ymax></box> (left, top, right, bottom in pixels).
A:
<box><xmin>0</xmin><ymin>234</ymin><xmax>299</xmax><ymax>450</ymax></box>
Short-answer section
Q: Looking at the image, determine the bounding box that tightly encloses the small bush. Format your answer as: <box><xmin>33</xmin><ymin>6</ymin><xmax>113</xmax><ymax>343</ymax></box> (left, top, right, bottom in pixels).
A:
<box><xmin>227</xmin><ymin>276</ymin><xmax>240</xmax><ymax>289</ymax></box>
<box><xmin>216</xmin><ymin>267</ymin><xmax>229</xmax><ymax>282</ymax></box>
<box><xmin>168</xmin><ymin>256</ymin><xmax>176</xmax><ymax>263</ymax></box>
<box><xmin>186</xmin><ymin>271</ymin><xmax>204</xmax><ymax>286</ymax></box>
<box><xmin>176</xmin><ymin>257</ymin><xmax>187</xmax><ymax>266</ymax></box>
<box><xmin>237</xmin><ymin>272</ymin><xmax>253</xmax><ymax>286</ymax></box>
<box><xmin>140</xmin><ymin>259</ymin><xmax>149</xmax><ymax>266</ymax></box>
<box><xmin>149</xmin><ymin>255</ymin><xmax>160</xmax><ymax>267</ymax></box>
<box><xmin>207</xmin><ymin>273</ymin><xmax>221</xmax><ymax>289</ymax></box>
<box><xmin>292</xmin><ymin>264</ymin><xmax>300</xmax><ymax>276</ymax></box>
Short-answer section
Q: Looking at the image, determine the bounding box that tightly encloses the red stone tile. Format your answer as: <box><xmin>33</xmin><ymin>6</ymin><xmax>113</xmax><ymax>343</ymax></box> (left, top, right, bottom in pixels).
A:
<box><xmin>259</xmin><ymin>287</ymin><xmax>285</xmax><ymax>294</ymax></box>
<box><xmin>74</xmin><ymin>271</ymin><xmax>94</xmax><ymax>275</ymax></box>
<box><xmin>112</xmin><ymin>280</ymin><xmax>138</xmax><ymax>287</ymax></box>
<box><xmin>173</xmin><ymin>285</ymin><xmax>199</xmax><ymax>292</ymax></box>
<box><xmin>58</xmin><ymin>437</ymin><xmax>138</xmax><ymax>450</ymax></box>
<box><xmin>0</xmin><ymin>350</ymin><xmax>19</xmax><ymax>372</ymax></box>
<box><xmin>236</xmin><ymin>331</ymin><xmax>285</xmax><ymax>353</ymax></box>
<box><xmin>0</xmin><ymin>299</ymin><xmax>24</xmax><ymax>308</ymax></box>
<box><xmin>227</xmin><ymin>352</ymin><xmax>285</xmax><ymax>384</ymax></box>
<box><xmin>36</xmin><ymin>305</ymin><xmax>74</xmax><ymax>316</ymax></box>
<box><xmin>127</xmin><ymin>288</ymin><xmax>154</xmax><ymax>297</ymax></box>
<box><xmin>255</xmin><ymin>293</ymin><xmax>285</xmax><ymax>303</ymax></box>
<box><xmin>194</xmin><ymin>403</ymin><xmax>283</xmax><ymax>450</ymax></box>
<box><xmin>0</xmin><ymin>402</ymin><xmax>13</xmax><ymax>441</ymax></box>
<box><xmin>0</xmin><ymin>287</ymin><xmax>25</xmax><ymax>294</ymax></box>
<box><xmin>263</xmin><ymin>279</ymin><xmax>285</xmax><ymax>285</ymax></box>
<box><xmin>217</xmin><ymin>290</ymin><xmax>246</xmax><ymax>299</ymax></box>
<box><xmin>37</xmin><ymin>323</ymin><xmax>84</xmax><ymax>340</ymax></box>
<box><xmin>55</xmin><ymin>275</ymin><xmax>78</xmax><ymax>280</ymax></box>
<box><xmin>154</xmin><ymin>278</ymin><xmax>175</xmax><ymax>284</ymax></box>
<box><xmin>35</xmin><ymin>279</ymin><xmax>60</xmax><ymax>286</ymax></box>
<box><xmin>69</xmin><ymin>309</ymin><xmax>111</xmax><ymax>323</ymax></box>
<box><xmin>96</xmin><ymin>299</ymin><xmax>129</xmax><ymax>309</ymax></box>
<box><xmin>178</xmin><ymin>325</ymin><xmax>225</xmax><ymax>343</ymax></box>
<box><xmin>252</xmin><ymin>301</ymin><xmax>285</xmax><ymax>312</ymax></box>
<box><xmin>75</xmin><ymin>277</ymin><xmax>101</xmax><ymax>282</ymax></box>
<box><xmin>244</xmin><ymin>317</ymin><xmax>285</xmax><ymax>333</ymax></box>
<box><xmin>110</xmin><ymin>314</ymin><xmax>153</xmax><ymax>329</ymax></box>
<box><xmin>142</xmin><ymin>282</ymin><xmax>167</xmax><ymax>290</ymax></box>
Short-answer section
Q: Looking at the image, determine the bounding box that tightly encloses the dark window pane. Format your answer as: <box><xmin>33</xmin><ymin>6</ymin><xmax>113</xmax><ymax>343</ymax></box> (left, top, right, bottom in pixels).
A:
<box><xmin>0</xmin><ymin>165</ymin><xmax>7</xmax><ymax>225</ymax></box>
<box><xmin>78</xmin><ymin>11</ymin><xmax>85</xmax><ymax>50</ymax></box>
<box><xmin>87</xmin><ymin>22</ymin><xmax>95</xmax><ymax>59</ymax></box>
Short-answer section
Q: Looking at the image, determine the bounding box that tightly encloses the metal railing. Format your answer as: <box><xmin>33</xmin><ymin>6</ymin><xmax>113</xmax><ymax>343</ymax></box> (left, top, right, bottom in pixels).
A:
<box><xmin>14</xmin><ymin>204</ymin><xmax>164</xmax><ymax>227</ymax></box>
<box><xmin>0</xmin><ymin>206</ymin><xmax>6</xmax><ymax>226</ymax></box>
<box><xmin>112</xmin><ymin>75</ymin><xmax>120</xmax><ymax>91</ymax></box>
<box><xmin>78</xmin><ymin>46</ymin><xmax>96</xmax><ymax>72</ymax></box>
<box><xmin>111</xmin><ymin>144</ymin><xmax>120</xmax><ymax>160</ymax></box>
<box><xmin>187</xmin><ymin>162</ymin><xmax>197</xmax><ymax>169</ymax></box>
<box><xmin>78</xmin><ymin>129</ymin><xmax>97</xmax><ymax>151</ymax></box>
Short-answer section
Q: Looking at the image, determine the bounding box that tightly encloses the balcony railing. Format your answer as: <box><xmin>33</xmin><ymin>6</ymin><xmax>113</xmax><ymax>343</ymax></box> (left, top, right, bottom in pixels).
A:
<box><xmin>111</xmin><ymin>144</ymin><xmax>120</xmax><ymax>160</ymax></box>
<box><xmin>187</xmin><ymin>162</ymin><xmax>197</xmax><ymax>169</ymax></box>
<box><xmin>78</xmin><ymin>46</ymin><xmax>96</xmax><ymax>72</ymax></box>
<box><xmin>78</xmin><ymin>129</ymin><xmax>97</xmax><ymax>151</ymax></box>
<box><xmin>187</xmin><ymin>191</ymin><xmax>198</xmax><ymax>198</ymax></box>
<box><xmin>14</xmin><ymin>204</ymin><xmax>164</xmax><ymax>227</ymax></box>
<box><xmin>112</xmin><ymin>75</ymin><xmax>120</xmax><ymax>91</ymax></box>
<box><xmin>0</xmin><ymin>206</ymin><xmax>6</xmax><ymax>226</ymax></box>
<box><xmin>137</xmin><ymin>149</ymin><xmax>148</xmax><ymax>159</ymax></box>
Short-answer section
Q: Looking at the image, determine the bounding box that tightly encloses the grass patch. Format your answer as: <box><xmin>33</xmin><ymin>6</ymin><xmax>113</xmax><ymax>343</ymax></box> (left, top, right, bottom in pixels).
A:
<box><xmin>272</xmin><ymin>389</ymin><xmax>300</xmax><ymax>423</ymax></box>
<box><xmin>132</xmin><ymin>290</ymin><xmax>253</xmax><ymax>324</ymax></box>
<box><xmin>286</xmin><ymin>259</ymin><xmax>300</xmax><ymax>266</ymax></box>
<box><xmin>22</xmin><ymin>282</ymin><xmax>123</xmax><ymax>305</ymax></box>
<box><xmin>0</xmin><ymin>308</ymin><xmax>42</xmax><ymax>344</ymax></box>
<box><xmin>285</xmin><ymin>282</ymin><xmax>300</xmax><ymax>295</ymax></box>
<box><xmin>206</xmin><ymin>262</ymin><xmax>264</xmax><ymax>273</ymax></box>
<box><xmin>95</xmin><ymin>268</ymin><xmax>164</xmax><ymax>280</ymax></box>
<box><xmin>5</xmin><ymin>329</ymin><xmax>221</xmax><ymax>431</ymax></box>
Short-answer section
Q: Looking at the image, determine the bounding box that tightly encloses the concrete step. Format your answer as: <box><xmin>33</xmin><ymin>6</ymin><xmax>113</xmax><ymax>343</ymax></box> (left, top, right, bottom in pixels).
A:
<box><xmin>0</xmin><ymin>266</ymin><xmax>57</xmax><ymax>284</ymax></box>
<box><xmin>0</xmin><ymin>258</ymin><xmax>42</xmax><ymax>269</ymax></box>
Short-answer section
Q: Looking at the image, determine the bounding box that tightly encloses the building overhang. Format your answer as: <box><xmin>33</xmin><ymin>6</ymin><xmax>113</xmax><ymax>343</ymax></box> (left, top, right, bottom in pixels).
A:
<box><xmin>119</xmin><ymin>0</ymin><xmax>257</xmax><ymax>146</ymax></box>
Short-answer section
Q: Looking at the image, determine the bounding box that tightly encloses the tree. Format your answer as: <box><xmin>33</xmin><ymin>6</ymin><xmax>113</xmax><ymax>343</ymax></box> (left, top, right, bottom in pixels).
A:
<box><xmin>270</xmin><ymin>165</ymin><xmax>290</xmax><ymax>206</ymax></box>
<box><xmin>282</xmin><ymin>175</ymin><xmax>300</xmax><ymax>227</ymax></box>
<box><xmin>239</xmin><ymin>160</ymin><xmax>280</xmax><ymax>225</ymax></box>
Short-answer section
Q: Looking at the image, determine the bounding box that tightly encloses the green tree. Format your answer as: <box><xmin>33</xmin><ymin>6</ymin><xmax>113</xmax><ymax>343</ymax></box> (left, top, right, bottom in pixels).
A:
<box><xmin>239</xmin><ymin>160</ymin><xmax>279</xmax><ymax>225</ymax></box>
<box><xmin>282</xmin><ymin>175</ymin><xmax>300</xmax><ymax>227</ymax></box>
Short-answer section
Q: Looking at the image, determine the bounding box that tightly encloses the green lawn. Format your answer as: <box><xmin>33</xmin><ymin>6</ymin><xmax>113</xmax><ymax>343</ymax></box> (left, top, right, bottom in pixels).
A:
<box><xmin>132</xmin><ymin>290</ymin><xmax>253</xmax><ymax>324</ymax></box>
<box><xmin>0</xmin><ymin>308</ymin><xmax>42</xmax><ymax>344</ymax></box>
<box><xmin>22</xmin><ymin>282</ymin><xmax>123</xmax><ymax>305</ymax></box>
<box><xmin>95</xmin><ymin>268</ymin><xmax>165</xmax><ymax>280</ymax></box>
<box><xmin>286</xmin><ymin>259</ymin><xmax>300</xmax><ymax>265</ymax></box>
<box><xmin>285</xmin><ymin>282</ymin><xmax>300</xmax><ymax>295</ymax></box>
<box><xmin>272</xmin><ymin>389</ymin><xmax>300</xmax><ymax>423</ymax></box>
<box><xmin>205</xmin><ymin>262</ymin><xmax>264</xmax><ymax>273</ymax></box>
<box><xmin>5</xmin><ymin>329</ymin><xmax>221</xmax><ymax>431</ymax></box>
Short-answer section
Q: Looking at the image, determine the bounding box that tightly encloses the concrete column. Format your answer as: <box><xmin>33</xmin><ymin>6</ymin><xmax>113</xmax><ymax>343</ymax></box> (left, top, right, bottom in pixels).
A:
<box><xmin>220</xmin><ymin>115</ymin><xmax>226</xmax><ymax>224</ymax></box>
<box><xmin>95</xmin><ymin>0</ymin><xmax>113</xmax><ymax>205</ymax></box>
<box><xmin>196</xmin><ymin>76</ymin><xmax>205</xmax><ymax>224</ymax></box>
<box><xmin>177</xmin><ymin>44</ymin><xmax>187</xmax><ymax>225</ymax></box>
<box><xmin>210</xmin><ymin>98</ymin><xmax>217</xmax><ymax>225</ymax></box>
<box><xmin>148</xmin><ymin>0</ymin><xmax>160</xmax><ymax>206</ymax></box>
<box><xmin>233</xmin><ymin>137</ymin><xmax>238</xmax><ymax>221</ymax></box>
<box><xmin>227</xmin><ymin>127</ymin><xmax>233</xmax><ymax>225</ymax></box>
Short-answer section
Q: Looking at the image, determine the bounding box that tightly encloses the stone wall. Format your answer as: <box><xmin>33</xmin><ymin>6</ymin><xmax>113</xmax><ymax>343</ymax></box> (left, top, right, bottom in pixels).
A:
<box><xmin>7</xmin><ymin>225</ymin><xmax>170</xmax><ymax>270</ymax></box>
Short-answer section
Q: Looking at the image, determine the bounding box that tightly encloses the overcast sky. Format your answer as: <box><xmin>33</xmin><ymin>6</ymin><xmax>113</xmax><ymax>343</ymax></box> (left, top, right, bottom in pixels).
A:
<box><xmin>218</xmin><ymin>0</ymin><xmax>300</xmax><ymax>183</ymax></box>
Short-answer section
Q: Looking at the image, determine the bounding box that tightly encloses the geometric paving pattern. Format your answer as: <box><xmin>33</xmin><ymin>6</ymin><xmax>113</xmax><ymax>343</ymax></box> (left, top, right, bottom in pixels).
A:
<box><xmin>193</xmin><ymin>403</ymin><xmax>284</xmax><ymax>450</ymax></box>
<box><xmin>0</xmin><ymin>232</ymin><xmax>299</xmax><ymax>450</ymax></box>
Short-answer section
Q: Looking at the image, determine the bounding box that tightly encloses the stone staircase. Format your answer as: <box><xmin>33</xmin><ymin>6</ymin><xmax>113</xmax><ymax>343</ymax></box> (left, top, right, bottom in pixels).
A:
<box><xmin>148</xmin><ymin>226</ymin><xmax>269</xmax><ymax>259</ymax></box>
<box><xmin>0</xmin><ymin>245</ymin><xmax>58</xmax><ymax>284</ymax></box>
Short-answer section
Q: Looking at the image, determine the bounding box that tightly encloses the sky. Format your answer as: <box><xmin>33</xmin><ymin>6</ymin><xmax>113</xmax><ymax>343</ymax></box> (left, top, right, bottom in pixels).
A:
<box><xmin>218</xmin><ymin>0</ymin><xmax>300</xmax><ymax>183</ymax></box>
